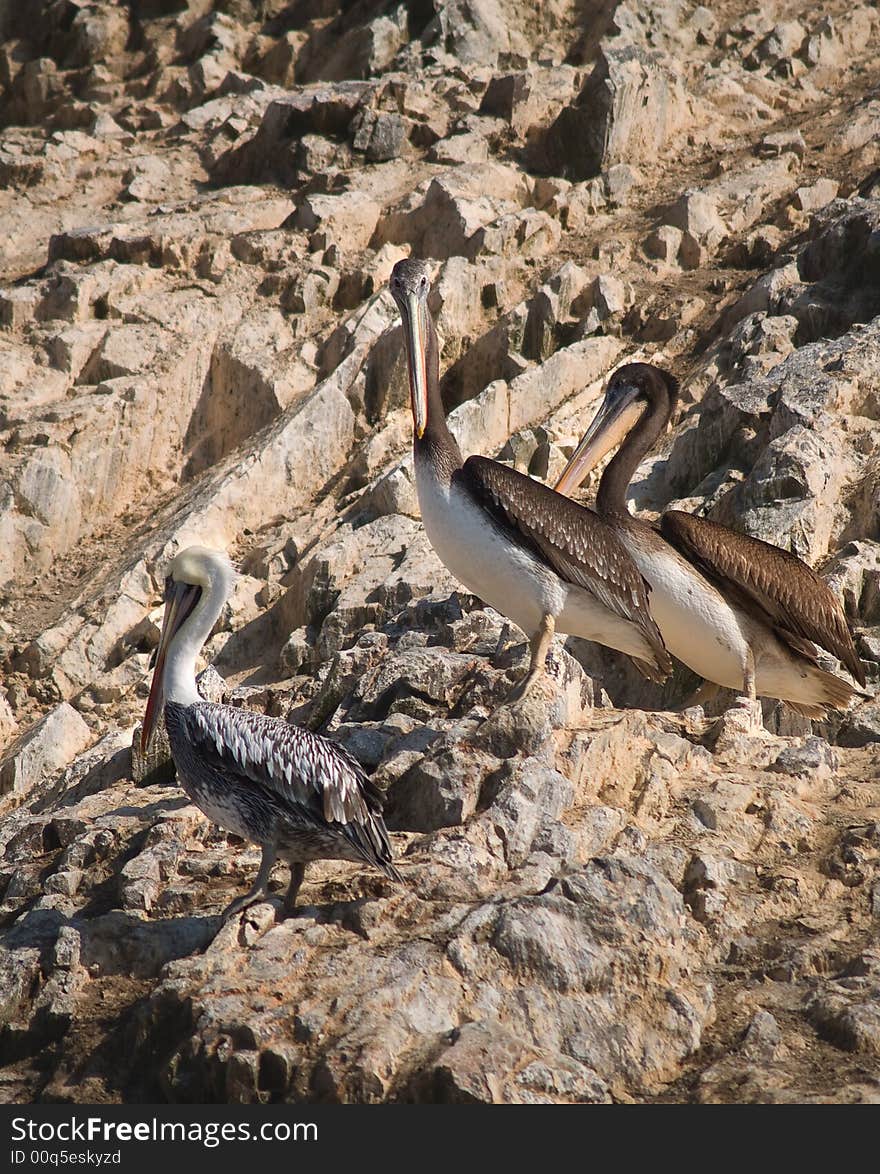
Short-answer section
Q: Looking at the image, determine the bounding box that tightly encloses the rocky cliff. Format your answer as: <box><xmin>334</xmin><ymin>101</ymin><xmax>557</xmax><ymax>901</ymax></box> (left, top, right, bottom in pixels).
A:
<box><xmin>1</xmin><ymin>0</ymin><xmax>880</xmax><ymax>1104</ymax></box>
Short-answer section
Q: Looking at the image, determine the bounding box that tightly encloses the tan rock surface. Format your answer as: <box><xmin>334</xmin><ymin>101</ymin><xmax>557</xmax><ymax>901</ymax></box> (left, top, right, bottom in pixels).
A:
<box><xmin>1</xmin><ymin>0</ymin><xmax>880</xmax><ymax>1105</ymax></box>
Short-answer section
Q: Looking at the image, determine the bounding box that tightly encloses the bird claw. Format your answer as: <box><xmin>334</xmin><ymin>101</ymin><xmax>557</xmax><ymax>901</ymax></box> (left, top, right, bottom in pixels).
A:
<box><xmin>221</xmin><ymin>890</ymin><xmax>269</xmax><ymax>921</ymax></box>
<box><xmin>506</xmin><ymin>672</ymin><xmax>537</xmax><ymax>704</ymax></box>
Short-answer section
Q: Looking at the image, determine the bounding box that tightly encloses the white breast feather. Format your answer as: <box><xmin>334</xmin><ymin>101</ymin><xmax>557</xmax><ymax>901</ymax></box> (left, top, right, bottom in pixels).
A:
<box><xmin>415</xmin><ymin>461</ymin><xmax>565</xmax><ymax>635</ymax></box>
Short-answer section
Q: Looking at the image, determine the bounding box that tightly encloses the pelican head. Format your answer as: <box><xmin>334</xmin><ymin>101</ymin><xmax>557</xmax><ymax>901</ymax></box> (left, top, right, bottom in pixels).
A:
<box><xmin>140</xmin><ymin>546</ymin><xmax>236</xmax><ymax>753</ymax></box>
<box><xmin>389</xmin><ymin>258</ymin><xmax>431</xmax><ymax>439</ymax></box>
<box><xmin>554</xmin><ymin>363</ymin><xmax>680</xmax><ymax>495</ymax></box>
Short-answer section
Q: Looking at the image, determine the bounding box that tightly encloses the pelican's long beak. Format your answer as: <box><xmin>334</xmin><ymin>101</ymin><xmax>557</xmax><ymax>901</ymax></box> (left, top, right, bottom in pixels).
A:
<box><xmin>140</xmin><ymin>580</ymin><xmax>201</xmax><ymax>753</ymax></box>
<box><xmin>399</xmin><ymin>290</ymin><xmax>429</xmax><ymax>439</ymax></box>
<box><xmin>554</xmin><ymin>384</ymin><xmax>645</xmax><ymax>497</ymax></box>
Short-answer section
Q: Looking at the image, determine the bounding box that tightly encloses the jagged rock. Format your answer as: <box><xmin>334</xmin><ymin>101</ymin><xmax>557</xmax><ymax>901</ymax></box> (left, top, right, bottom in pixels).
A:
<box><xmin>124</xmin><ymin>155</ymin><xmax>173</xmax><ymax>202</ymax></box>
<box><xmin>837</xmin><ymin>705</ymin><xmax>880</xmax><ymax>748</ymax></box>
<box><xmin>826</xmin><ymin>540</ymin><xmax>880</xmax><ymax>626</ymax></box>
<box><xmin>136</xmin><ymin>847</ymin><xmax>712</xmax><ymax>1103</ymax></box>
<box><xmin>480</xmin><ymin>72</ymin><xmax>529</xmax><ymax>125</ymax></box>
<box><xmin>729</xmin><ymin>224</ymin><xmax>785</xmax><ymax>269</ymax></box>
<box><xmin>0</xmin><ymin>0</ymin><xmax>879</xmax><ymax>1109</ymax></box>
<box><xmin>690</xmin><ymin>6</ymin><xmax>717</xmax><ymax>46</ymax></box>
<box><xmin>185</xmin><ymin>307</ymin><xmax>301</xmax><ymax>473</ymax></box>
<box><xmin>90</xmin><ymin>112</ymin><xmax>130</xmax><ymax>140</ymax></box>
<box><xmin>603</xmin><ymin>162</ymin><xmax>642</xmax><ymax>206</ymax></box>
<box><xmin>351</xmin><ymin>109</ymin><xmax>410</xmax><ymax>162</ymax></box>
<box><xmin>645</xmin><ymin>223</ymin><xmax>684</xmax><ymax>265</ymax></box>
<box><xmin>377</xmin><ymin>162</ymin><xmax>530</xmax><ymax>260</ymax></box>
<box><xmin>420</xmin><ymin>1019</ymin><xmax>611</xmax><ymax>1103</ymax></box>
<box><xmin>809</xmin><ymin>987</ymin><xmax>880</xmax><ymax>1055</ymax></box>
<box><xmin>758</xmin><ymin>128</ymin><xmax>807</xmax><ymax>158</ymax></box>
<box><xmin>0</xmin><ymin>691</ymin><xmax>17</xmax><ymax>751</ymax></box>
<box><xmin>386</xmin><ymin>737</ymin><xmax>500</xmax><ymax>832</ymax></box>
<box><xmin>210</xmin><ymin>83</ymin><xmax>375</xmax><ymax>185</ymax></box>
<box><xmin>559</xmin><ymin>180</ymin><xmax>607</xmax><ymax>230</ymax></box>
<box><xmin>787</xmin><ymin>198</ymin><xmax>880</xmax><ymax>339</ymax></box>
<box><xmin>542</xmin><ymin>44</ymin><xmax>686</xmax><ymax>179</ymax></box>
<box><xmin>662</xmin><ymin>191</ymin><xmax>728</xmax><ymax>251</ymax></box>
<box><xmin>473</xmin><ymin>208</ymin><xmax>561</xmax><ymax>260</ymax></box>
<box><xmin>587</xmin><ymin>274</ymin><xmax>631</xmax><ymax>320</ymax></box>
<box><xmin>720</xmin><ymin>197</ymin><xmax>880</xmax><ymax>348</ymax></box>
<box><xmin>431</xmin><ymin>0</ymin><xmax>526</xmax><ymax>66</ymax></box>
<box><xmin>0</xmin><ymin>704</ymin><xmax>91</xmax><ymax>805</ymax></box>
<box><xmin>428</xmin><ymin>128</ymin><xmax>491</xmax><ymax>166</ymax></box>
<box><xmin>293</xmin><ymin>190</ymin><xmax>382</xmax><ymax>253</ymax></box>
<box><xmin>793</xmin><ymin>178</ymin><xmax>839</xmax><ymax>213</ymax></box>
<box><xmin>295</xmin><ymin>7</ymin><xmax>407</xmax><ymax>83</ymax></box>
<box><xmin>522</xmin><ymin>261</ymin><xmax>591</xmax><ymax>360</ymax></box>
<box><xmin>841</xmin><ymin>100</ymin><xmax>880</xmax><ymax>153</ymax></box>
<box><xmin>664</xmin><ymin>326</ymin><xmax>880</xmax><ymax>561</ymax></box>
<box><xmin>745</xmin><ymin>21</ymin><xmax>807</xmax><ymax>71</ymax></box>
<box><xmin>482</xmin><ymin>759</ymin><xmax>575</xmax><ymax>869</ymax></box>
<box><xmin>251</xmin><ymin>32</ymin><xmax>307</xmax><ymax>88</ymax></box>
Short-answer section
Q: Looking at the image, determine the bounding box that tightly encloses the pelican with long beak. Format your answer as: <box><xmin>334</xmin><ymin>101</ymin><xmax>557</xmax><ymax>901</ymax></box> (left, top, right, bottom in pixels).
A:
<box><xmin>389</xmin><ymin>258</ymin><xmax>672</xmax><ymax>699</ymax></box>
<box><xmin>554</xmin><ymin>362</ymin><xmax>866</xmax><ymax>718</ymax></box>
<box><xmin>142</xmin><ymin>546</ymin><xmax>401</xmax><ymax>918</ymax></box>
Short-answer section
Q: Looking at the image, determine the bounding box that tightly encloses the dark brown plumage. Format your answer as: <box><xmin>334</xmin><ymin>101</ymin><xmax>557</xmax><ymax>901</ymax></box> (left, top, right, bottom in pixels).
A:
<box><xmin>661</xmin><ymin>511</ymin><xmax>865</xmax><ymax>687</ymax></box>
<box><xmin>464</xmin><ymin>456</ymin><xmax>671</xmax><ymax>681</ymax></box>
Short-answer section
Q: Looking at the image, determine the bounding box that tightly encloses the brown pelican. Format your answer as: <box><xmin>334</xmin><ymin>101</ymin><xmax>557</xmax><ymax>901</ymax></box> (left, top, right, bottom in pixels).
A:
<box><xmin>389</xmin><ymin>259</ymin><xmax>672</xmax><ymax>699</ymax></box>
<box><xmin>554</xmin><ymin>362</ymin><xmax>866</xmax><ymax>718</ymax></box>
<box><xmin>141</xmin><ymin>546</ymin><xmax>400</xmax><ymax>918</ymax></box>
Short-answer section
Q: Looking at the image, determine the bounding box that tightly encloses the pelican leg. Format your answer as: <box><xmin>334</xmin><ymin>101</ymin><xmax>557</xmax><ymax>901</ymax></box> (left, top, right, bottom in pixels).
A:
<box><xmin>282</xmin><ymin>862</ymin><xmax>306</xmax><ymax>916</ymax></box>
<box><xmin>223</xmin><ymin>842</ymin><xmax>277</xmax><ymax>920</ymax></box>
<box><xmin>731</xmin><ymin>646</ymin><xmax>763</xmax><ymax>732</ymax></box>
<box><xmin>508</xmin><ymin>613</ymin><xmax>555</xmax><ymax>702</ymax></box>
<box><xmin>740</xmin><ymin>646</ymin><xmax>757</xmax><ymax>702</ymax></box>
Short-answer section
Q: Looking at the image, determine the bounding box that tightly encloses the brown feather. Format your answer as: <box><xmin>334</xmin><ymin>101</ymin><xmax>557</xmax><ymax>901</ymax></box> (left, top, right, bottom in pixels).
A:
<box><xmin>462</xmin><ymin>456</ymin><xmax>672</xmax><ymax>679</ymax></box>
<box><xmin>661</xmin><ymin>511</ymin><xmax>865</xmax><ymax>686</ymax></box>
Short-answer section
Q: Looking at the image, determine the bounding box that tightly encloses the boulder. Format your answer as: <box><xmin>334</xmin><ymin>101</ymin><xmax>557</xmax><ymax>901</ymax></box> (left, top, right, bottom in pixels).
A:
<box><xmin>542</xmin><ymin>44</ymin><xmax>686</xmax><ymax>179</ymax></box>
<box><xmin>0</xmin><ymin>704</ymin><xmax>91</xmax><ymax>804</ymax></box>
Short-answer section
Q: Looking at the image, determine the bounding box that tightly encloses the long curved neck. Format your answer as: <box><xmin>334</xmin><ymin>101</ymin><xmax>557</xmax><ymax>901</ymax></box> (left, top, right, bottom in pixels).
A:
<box><xmin>596</xmin><ymin>397</ymin><xmax>670</xmax><ymax>517</ymax></box>
<box><xmin>414</xmin><ymin>310</ymin><xmax>462</xmax><ymax>483</ymax></box>
<box><xmin>164</xmin><ymin>580</ymin><xmax>226</xmax><ymax>708</ymax></box>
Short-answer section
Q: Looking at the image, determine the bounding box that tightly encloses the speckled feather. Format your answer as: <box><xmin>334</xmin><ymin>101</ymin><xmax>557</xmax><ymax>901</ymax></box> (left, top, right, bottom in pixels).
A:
<box><xmin>662</xmin><ymin>511</ymin><xmax>865</xmax><ymax>686</ymax></box>
<box><xmin>462</xmin><ymin>456</ymin><xmax>672</xmax><ymax>676</ymax></box>
<box><xmin>164</xmin><ymin>700</ymin><xmax>400</xmax><ymax>878</ymax></box>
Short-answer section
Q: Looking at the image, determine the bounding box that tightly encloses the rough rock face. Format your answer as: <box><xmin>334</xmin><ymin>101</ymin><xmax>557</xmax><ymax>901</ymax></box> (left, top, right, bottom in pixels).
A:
<box><xmin>1</xmin><ymin>0</ymin><xmax>880</xmax><ymax>1105</ymax></box>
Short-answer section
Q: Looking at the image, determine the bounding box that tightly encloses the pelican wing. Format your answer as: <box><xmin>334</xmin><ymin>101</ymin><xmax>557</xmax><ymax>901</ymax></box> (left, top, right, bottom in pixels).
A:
<box><xmin>183</xmin><ymin>703</ymin><xmax>398</xmax><ymax>874</ymax></box>
<box><xmin>661</xmin><ymin>510</ymin><xmax>865</xmax><ymax>686</ymax></box>
<box><xmin>461</xmin><ymin>456</ymin><xmax>672</xmax><ymax>677</ymax></box>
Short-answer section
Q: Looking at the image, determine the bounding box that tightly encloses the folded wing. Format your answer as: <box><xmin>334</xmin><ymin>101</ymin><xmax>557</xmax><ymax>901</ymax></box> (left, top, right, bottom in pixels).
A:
<box><xmin>662</xmin><ymin>510</ymin><xmax>865</xmax><ymax>686</ymax></box>
<box><xmin>183</xmin><ymin>702</ymin><xmax>400</xmax><ymax>876</ymax></box>
<box><xmin>462</xmin><ymin>455</ymin><xmax>672</xmax><ymax>678</ymax></box>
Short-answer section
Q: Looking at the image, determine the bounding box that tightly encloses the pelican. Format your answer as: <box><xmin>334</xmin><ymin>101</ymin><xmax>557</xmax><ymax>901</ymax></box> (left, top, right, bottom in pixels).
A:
<box><xmin>554</xmin><ymin>362</ymin><xmax>866</xmax><ymax>718</ymax></box>
<box><xmin>141</xmin><ymin>546</ymin><xmax>401</xmax><ymax>918</ymax></box>
<box><xmin>389</xmin><ymin>258</ymin><xmax>672</xmax><ymax>700</ymax></box>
